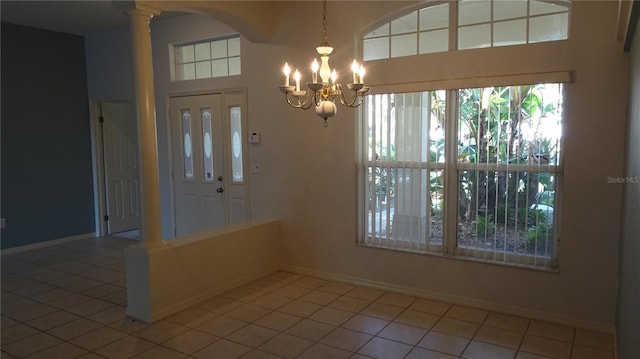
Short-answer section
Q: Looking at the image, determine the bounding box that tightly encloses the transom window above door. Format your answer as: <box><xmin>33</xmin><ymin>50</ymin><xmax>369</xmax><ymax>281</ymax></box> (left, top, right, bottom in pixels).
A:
<box><xmin>173</xmin><ymin>35</ymin><xmax>241</xmax><ymax>81</ymax></box>
<box><xmin>362</xmin><ymin>0</ymin><xmax>570</xmax><ymax>61</ymax></box>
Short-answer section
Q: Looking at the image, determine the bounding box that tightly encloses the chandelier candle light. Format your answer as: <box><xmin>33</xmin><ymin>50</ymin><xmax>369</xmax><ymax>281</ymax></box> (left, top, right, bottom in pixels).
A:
<box><xmin>278</xmin><ymin>0</ymin><xmax>370</xmax><ymax>127</ymax></box>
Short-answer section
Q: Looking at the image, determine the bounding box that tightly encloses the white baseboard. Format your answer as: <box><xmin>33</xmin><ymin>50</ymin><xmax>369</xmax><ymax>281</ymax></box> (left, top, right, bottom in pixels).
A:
<box><xmin>280</xmin><ymin>263</ymin><xmax>616</xmax><ymax>335</ymax></box>
<box><xmin>1</xmin><ymin>232</ymin><xmax>96</xmax><ymax>255</ymax></box>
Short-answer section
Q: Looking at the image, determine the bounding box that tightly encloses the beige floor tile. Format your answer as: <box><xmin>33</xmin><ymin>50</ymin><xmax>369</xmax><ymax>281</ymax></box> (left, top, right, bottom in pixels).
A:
<box><xmin>22</xmin><ymin>342</ymin><xmax>87</xmax><ymax>359</ymax></box>
<box><xmin>1</xmin><ymin>323</ymin><xmax>40</xmax><ymax>345</ymax></box>
<box><xmin>70</xmin><ymin>326</ymin><xmax>128</xmax><ymax>351</ymax></box>
<box><xmin>223</xmin><ymin>286</ymin><xmax>267</xmax><ymax>303</ymax></box>
<box><xmin>162</xmin><ymin>329</ymin><xmax>218</xmax><ymax>354</ymax></box>
<box><xmin>309</xmin><ymin>306</ymin><xmax>354</xmax><ymax>326</ymax></box>
<box><xmin>197</xmin><ymin>315</ymin><xmax>247</xmax><ymax>337</ymax></box>
<box><xmin>225</xmin><ymin>304</ymin><xmax>271</xmax><ymax>323</ymax></box>
<box><xmin>299</xmin><ymin>290</ymin><xmax>339</xmax><ymax>305</ymax></box>
<box><xmin>474</xmin><ymin>324</ymin><xmax>524</xmax><ymax>349</ymax></box>
<box><xmin>6</xmin><ymin>303</ymin><xmax>59</xmax><ymax>322</ymax></box>
<box><xmin>47</xmin><ymin>318</ymin><xmax>104</xmax><ymax>340</ymax></box>
<box><xmin>86</xmin><ymin>305</ymin><xmax>127</xmax><ymax>325</ymax></box>
<box><xmin>74</xmin><ymin>351</ymin><xmax>108</xmax><ymax>359</ymax></box>
<box><xmin>240</xmin><ymin>349</ymin><xmax>283</xmax><ymax>359</ymax></box>
<box><xmin>484</xmin><ymin>313</ymin><xmax>530</xmax><ymax>333</ymax></box>
<box><xmin>1</xmin><ymin>315</ymin><xmax>19</xmax><ymax>330</ymax></box>
<box><xmin>341</xmin><ymin>314</ymin><xmax>389</xmax><ymax>335</ymax></box>
<box><xmin>378</xmin><ymin>322</ymin><xmax>428</xmax><ymax>345</ymax></box>
<box><xmin>433</xmin><ymin>317</ymin><xmax>480</xmax><ymax>338</ymax></box>
<box><xmin>516</xmin><ymin>350</ymin><xmax>553</xmax><ymax>359</ymax></box>
<box><xmin>462</xmin><ymin>340</ymin><xmax>516</xmax><ymax>359</ymax></box>
<box><xmin>2</xmin><ymin>332</ymin><xmax>61</xmax><ymax>358</ymax></box>
<box><xmin>285</xmin><ymin>318</ymin><xmax>336</xmax><ymax>341</ymax></box>
<box><xmin>394</xmin><ymin>309</ymin><xmax>441</xmax><ymax>329</ymax></box>
<box><xmin>254</xmin><ymin>310</ymin><xmax>301</xmax><ymax>331</ymax></box>
<box><xmin>292</xmin><ymin>276</ymin><xmax>329</xmax><ymax>289</ymax></box>
<box><xmin>197</xmin><ymin>296</ymin><xmax>243</xmax><ymax>314</ymax></box>
<box><xmin>527</xmin><ymin>321</ymin><xmax>575</xmax><ymax>343</ymax></box>
<box><xmin>418</xmin><ymin>331</ymin><xmax>470</xmax><ymax>356</ymax></box>
<box><xmin>345</xmin><ymin>286</ymin><xmax>385</xmax><ymax>301</ymax></box>
<box><xmin>278</xmin><ymin>299</ymin><xmax>322</xmax><ymax>317</ymax></box>
<box><xmin>376</xmin><ymin>292</ymin><xmax>417</xmax><ymax>308</ymax></box>
<box><xmin>26</xmin><ymin>310</ymin><xmax>81</xmax><ymax>331</ymax></box>
<box><xmin>94</xmin><ymin>335</ymin><xmax>156</xmax><ymax>358</ymax></box>
<box><xmin>358</xmin><ymin>336</ymin><xmax>413</xmax><ymax>359</ymax></box>
<box><xmin>360</xmin><ymin>302</ymin><xmax>404</xmax><ymax>321</ymax></box>
<box><xmin>47</xmin><ymin>293</ymin><xmax>94</xmax><ymax>309</ymax></box>
<box><xmin>108</xmin><ymin>316</ymin><xmax>150</xmax><ymax>333</ymax></box>
<box><xmin>67</xmin><ymin>298</ymin><xmax>115</xmax><ymax>316</ymax></box>
<box><xmin>406</xmin><ymin>346</ymin><xmax>459</xmax><ymax>359</ymax></box>
<box><xmin>520</xmin><ymin>334</ymin><xmax>571</xmax><ymax>359</ymax></box>
<box><xmin>445</xmin><ymin>305</ymin><xmax>489</xmax><ymax>324</ymax></box>
<box><xmin>250</xmin><ymin>293</ymin><xmax>292</xmax><ymax>310</ymax></box>
<box><xmin>193</xmin><ymin>339</ymin><xmax>252</xmax><ymax>359</ymax></box>
<box><xmin>259</xmin><ymin>333</ymin><xmax>314</xmax><ymax>358</ymax></box>
<box><xmin>570</xmin><ymin>345</ymin><xmax>614</xmax><ymax>359</ymax></box>
<box><xmin>320</xmin><ymin>327</ymin><xmax>372</xmax><ymax>351</ymax></box>
<box><xmin>573</xmin><ymin>329</ymin><xmax>614</xmax><ymax>352</ymax></box>
<box><xmin>317</xmin><ymin>281</ymin><xmax>356</xmax><ymax>295</ymax></box>
<box><xmin>226</xmin><ymin>324</ymin><xmax>278</xmax><ymax>348</ymax></box>
<box><xmin>298</xmin><ymin>343</ymin><xmax>353</xmax><ymax>359</ymax></box>
<box><xmin>133</xmin><ymin>345</ymin><xmax>187</xmax><ymax>359</ymax></box>
<box><xmin>272</xmin><ymin>285</ymin><xmax>314</xmax><ymax>299</ymax></box>
<box><xmin>409</xmin><ymin>298</ymin><xmax>452</xmax><ymax>316</ymax></box>
<box><xmin>134</xmin><ymin>320</ymin><xmax>190</xmax><ymax>344</ymax></box>
<box><xmin>165</xmin><ymin>307</ymin><xmax>217</xmax><ymax>328</ymax></box>
<box><xmin>329</xmin><ymin>296</ymin><xmax>371</xmax><ymax>313</ymax></box>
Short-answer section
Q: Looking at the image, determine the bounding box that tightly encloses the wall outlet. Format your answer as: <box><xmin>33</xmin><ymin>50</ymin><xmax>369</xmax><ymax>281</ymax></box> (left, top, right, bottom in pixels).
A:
<box><xmin>251</xmin><ymin>162</ymin><xmax>261</xmax><ymax>174</ymax></box>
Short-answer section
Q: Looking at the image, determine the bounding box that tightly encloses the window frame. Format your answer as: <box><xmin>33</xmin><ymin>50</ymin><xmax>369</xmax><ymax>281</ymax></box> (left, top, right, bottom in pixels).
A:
<box><xmin>358</xmin><ymin>81</ymin><xmax>566</xmax><ymax>271</ymax></box>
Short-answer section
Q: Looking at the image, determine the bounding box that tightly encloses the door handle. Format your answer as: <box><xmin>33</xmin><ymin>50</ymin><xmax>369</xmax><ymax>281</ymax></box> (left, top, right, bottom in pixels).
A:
<box><xmin>216</xmin><ymin>187</ymin><xmax>224</xmax><ymax>193</ymax></box>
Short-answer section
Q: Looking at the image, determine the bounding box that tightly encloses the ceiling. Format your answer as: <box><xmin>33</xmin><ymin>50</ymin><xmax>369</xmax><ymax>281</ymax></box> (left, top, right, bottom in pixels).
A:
<box><xmin>1</xmin><ymin>1</ymin><xmax>137</xmax><ymax>36</ymax></box>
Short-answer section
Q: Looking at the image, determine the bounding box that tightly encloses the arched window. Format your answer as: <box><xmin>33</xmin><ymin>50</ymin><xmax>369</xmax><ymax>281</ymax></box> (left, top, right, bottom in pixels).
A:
<box><xmin>363</xmin><ymin>0</ymin><xmax>570</xmax><ymax>61</ymax></box>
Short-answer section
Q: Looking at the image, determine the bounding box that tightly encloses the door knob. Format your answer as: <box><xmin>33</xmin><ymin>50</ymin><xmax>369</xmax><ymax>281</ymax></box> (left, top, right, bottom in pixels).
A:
<box><xmin>216</xmin><ymin>187</ymin><xmax>224</xmax><ymax>193</ymax></box>
<box><xmin>218</xmin><ymin>176</ymin><xmax>223</xmax><ymax>181</ymax></box>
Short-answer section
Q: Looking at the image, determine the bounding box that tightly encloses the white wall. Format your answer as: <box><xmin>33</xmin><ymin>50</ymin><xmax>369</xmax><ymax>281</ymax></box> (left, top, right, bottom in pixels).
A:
<box><xmin>85</xmin><ymin>1</ymin><xmax>628</xmax><ymax>330</ymax></box>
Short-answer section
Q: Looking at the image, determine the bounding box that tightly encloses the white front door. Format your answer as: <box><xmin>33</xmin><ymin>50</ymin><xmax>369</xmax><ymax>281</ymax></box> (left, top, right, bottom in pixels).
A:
<box><xmin>170</xmin><ymin>94</ymin><xmax>227</xmax><ymax>235</ymax></box>
<box><xmin>102</xmin><ymin>102</ymin><xmax>140</xmax><ymax>234</ymax></box>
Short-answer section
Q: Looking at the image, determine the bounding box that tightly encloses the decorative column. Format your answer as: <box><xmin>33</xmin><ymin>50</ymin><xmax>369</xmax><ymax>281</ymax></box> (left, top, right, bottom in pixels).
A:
<box><xmin>129</xmin><ymin>7</ymin><xmax>165</xmax><ymax>248</ymax></box>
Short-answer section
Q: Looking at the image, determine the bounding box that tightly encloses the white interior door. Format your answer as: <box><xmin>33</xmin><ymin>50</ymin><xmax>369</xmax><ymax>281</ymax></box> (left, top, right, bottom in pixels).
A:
<box><xmin>102</xmin><ymin>102</ymin><xmax>140</xmax><ymax>234</ymax></box>
<box><xmin>171</xmin><ymin>94</ymin><xmax>227</xmax><ymax>236</ymax></box>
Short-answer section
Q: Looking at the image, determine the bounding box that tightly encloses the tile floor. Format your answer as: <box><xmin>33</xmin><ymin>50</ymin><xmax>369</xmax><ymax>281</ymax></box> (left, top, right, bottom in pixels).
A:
<box><xmin>1</xmin><ymin>236</ymin><xmax>615</xmax><ymax>359</ymax></box>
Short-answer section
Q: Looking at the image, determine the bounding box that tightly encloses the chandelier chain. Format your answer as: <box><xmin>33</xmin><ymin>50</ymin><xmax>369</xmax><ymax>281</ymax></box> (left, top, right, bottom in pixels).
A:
<box><xmin>321</xmin><ymin>0</ymin><xmax>328</xmax><ymax>45</ymax></box>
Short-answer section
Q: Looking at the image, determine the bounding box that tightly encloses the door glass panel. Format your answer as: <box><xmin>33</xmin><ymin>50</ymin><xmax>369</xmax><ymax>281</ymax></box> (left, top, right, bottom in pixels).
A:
<box><xmin>202</xmin><ymin>108</ymin><xmax>214</xmax><ymax>181</ymax></box>
<box><xmin>230</xmin><ymin>106</ymin><xmax>243</xmax><ymax>183</ymax></box>
<box><xmin>181</xmin><ymin>110</ymin><xmax>194</xmax><ymax>179</ymax></box>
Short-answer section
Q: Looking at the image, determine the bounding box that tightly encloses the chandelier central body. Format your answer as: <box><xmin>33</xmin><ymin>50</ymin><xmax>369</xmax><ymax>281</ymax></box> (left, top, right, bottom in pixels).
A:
<box><xmin>278</xmin><ymin>0</ymin><xmax>370</xmax><ymax>127</ymax></box>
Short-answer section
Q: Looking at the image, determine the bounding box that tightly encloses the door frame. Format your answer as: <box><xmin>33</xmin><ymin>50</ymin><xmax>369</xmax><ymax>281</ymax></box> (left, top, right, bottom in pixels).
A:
<box><xmin>89</xmin><ymin>99</ymin><xmax>138</xmax><ymax>237</ymax></box>
<box><xmin>165</xmin><ymin>88</ymin><xmax>250</xmax><ymax>237</ymax></box>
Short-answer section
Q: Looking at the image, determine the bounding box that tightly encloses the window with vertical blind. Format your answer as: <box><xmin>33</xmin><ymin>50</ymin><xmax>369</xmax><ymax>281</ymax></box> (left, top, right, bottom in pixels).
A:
<box><xmin>360</xmin><ymin>83</ymin><xmax>564</xmax><ymax>270</ymax></box>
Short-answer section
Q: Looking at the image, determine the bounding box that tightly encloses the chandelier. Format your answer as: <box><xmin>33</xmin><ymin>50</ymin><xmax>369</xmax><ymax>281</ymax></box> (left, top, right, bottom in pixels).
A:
<box><xmin>278</xmin><ymin>0</ymin><xmax>370</xmax><ymax>127</ymax></box>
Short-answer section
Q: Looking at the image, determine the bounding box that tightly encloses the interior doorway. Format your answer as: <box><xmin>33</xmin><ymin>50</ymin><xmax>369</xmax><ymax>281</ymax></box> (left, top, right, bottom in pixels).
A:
<box><xmin>98</xmin><ymin>102</ymin><xmax>140</xmax><ymax>235</ymax></box>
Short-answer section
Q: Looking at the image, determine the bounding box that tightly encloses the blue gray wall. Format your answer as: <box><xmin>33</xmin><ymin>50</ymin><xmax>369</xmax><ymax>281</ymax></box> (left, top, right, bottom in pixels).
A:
<box><xmin>1</xmin><ymin>22</ymin><xmax>95</xmax><ymax>249</ymax></box>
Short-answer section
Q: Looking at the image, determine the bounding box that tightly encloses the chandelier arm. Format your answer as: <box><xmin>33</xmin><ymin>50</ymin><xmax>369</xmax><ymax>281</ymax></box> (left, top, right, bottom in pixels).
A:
<box><xmin>285</xmin><ymin>91</ymin><xmax>315</xmax><ymax>110</ymax></box>
<box><xmin>336</xmin><ymin>84</ymin><xmax>364</xmax><ymax>107</ymax></box>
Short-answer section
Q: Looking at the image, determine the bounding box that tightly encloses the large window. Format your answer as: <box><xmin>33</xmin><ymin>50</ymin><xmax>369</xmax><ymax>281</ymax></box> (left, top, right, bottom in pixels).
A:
<box><xmin>363</xmin><ymin>0</ymin><xmax>570</xmax><ymax>61</ymax></box>
<box><xmin>361</xmin><ymin>84</ymin><xmax>563</xmax><ymax>270</ymax></box>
